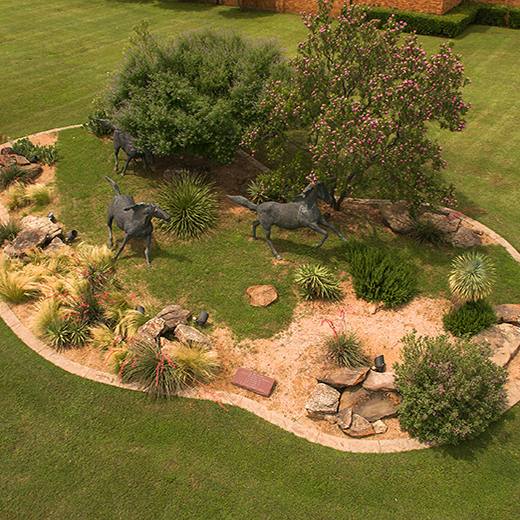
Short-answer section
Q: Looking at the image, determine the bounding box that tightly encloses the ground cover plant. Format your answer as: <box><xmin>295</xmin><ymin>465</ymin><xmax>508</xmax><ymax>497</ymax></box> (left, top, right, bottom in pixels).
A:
<box><xmin>443</xmin><ymin>298</ymin><xmax>497</xmax><ymax>337</ymax></box>
<box><xmin>394</xmin><ymin>332</ymin><xmax>508</xmax><ymax>445</ymax></box>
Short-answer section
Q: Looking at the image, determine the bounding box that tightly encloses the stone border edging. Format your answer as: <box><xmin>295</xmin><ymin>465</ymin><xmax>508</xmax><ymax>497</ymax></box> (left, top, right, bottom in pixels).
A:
<box><xmin>0</xmin><ymin>126</ymin><xmax>519</xmax><ymax>453</ymax></box>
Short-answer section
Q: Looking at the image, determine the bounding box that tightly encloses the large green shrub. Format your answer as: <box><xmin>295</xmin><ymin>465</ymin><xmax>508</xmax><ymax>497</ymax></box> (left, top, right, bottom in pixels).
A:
<box><xmin>345</xmin><ymin>242</ymin><xmax>417</xmax><ymax>308</ymax></box>
<box><xmin>394</xmin><ymin>332</ymin><xmax>508</xmax><ymax>445</ymax></box>
<box><xmin>443</xmin><ymin>299</ymin><xmax>497</xmax><ymax>337</ymax></box>
<box><xmin>103</xmin><ymin>23</ymin><xmax>286</xmax><ymax>164</ymax></box>
<box><xmin>157</xmin><ymin>173</ymin><xmax>218</xmax><ymax>240</ymax></box>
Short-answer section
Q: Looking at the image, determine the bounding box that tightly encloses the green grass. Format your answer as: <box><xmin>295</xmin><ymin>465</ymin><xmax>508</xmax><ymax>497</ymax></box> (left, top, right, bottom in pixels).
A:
<box><xmin>1</xmin><ymin>319</ymin><xmax>520</xmax><ymax>519</ymax></box>
<box><xmin>2</xmin><ymin>2</ymin><xmax>520</xmax><ymax>518</ymax></box>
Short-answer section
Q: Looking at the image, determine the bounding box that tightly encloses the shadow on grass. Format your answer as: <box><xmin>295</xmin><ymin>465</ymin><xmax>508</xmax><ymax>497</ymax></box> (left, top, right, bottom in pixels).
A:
<box><xmin>435</xmin><ymin>405</ymin><xmax>520</xmax><ymax>461</ymax></box>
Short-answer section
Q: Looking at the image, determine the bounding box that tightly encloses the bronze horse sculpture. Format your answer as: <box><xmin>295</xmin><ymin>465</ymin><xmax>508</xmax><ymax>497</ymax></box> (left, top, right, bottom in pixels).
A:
<box><xmin>227</xmin><ymin>182</ymin><xmax>346</xmax><ymax>260</ymax></box>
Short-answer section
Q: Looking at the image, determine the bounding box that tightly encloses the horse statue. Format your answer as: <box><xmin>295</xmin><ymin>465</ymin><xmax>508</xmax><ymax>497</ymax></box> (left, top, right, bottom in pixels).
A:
<box><xmin>227</xmin><ymin>182</ymin><xmax>346</xmax><ymax>260</ymax></box>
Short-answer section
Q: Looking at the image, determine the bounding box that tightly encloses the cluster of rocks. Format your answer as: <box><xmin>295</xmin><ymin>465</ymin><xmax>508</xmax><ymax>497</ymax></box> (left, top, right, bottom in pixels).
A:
<box><xmin>379</xmin><ymin>202</ymin><xmax>482</xmax><ymax>248</ymax></box>
<box><xmin>473</xmin><ymin>304</ymin><xmax>520</xmax><ymax>367</ymax></box>
<box><xmin>0</xmin><ymin>148</ymin><xmax>43</xmax><ymax>182</ymax></box>
<box><xmin>3</xmin><ymin>215</ymin><xmax>69</xmax><ymax>257</ymax></box>
<box><xmin>306</xmin><ymin>368</ymin><xmax>400</xmax><ymax>438</ymax></box>
<box><xmin>134</xmin><ymin>304</ymin><xmax>212</xmax><ymax>353</ymax></box>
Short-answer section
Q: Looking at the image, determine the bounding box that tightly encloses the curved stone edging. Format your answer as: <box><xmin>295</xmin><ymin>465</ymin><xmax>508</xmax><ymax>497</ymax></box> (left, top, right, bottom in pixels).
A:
<box><xmin>0</xmin><ymin>126</ymin><xmax>519</xmax><ymax>453</ymax></box>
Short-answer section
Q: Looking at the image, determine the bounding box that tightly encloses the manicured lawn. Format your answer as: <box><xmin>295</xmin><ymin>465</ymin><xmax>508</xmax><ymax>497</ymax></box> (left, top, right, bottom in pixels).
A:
<box><xmin>1</xmin><ymin>318</ymin><xmax>520</xmax><ymax>519</ymax></box>
<box><xmin>2</xmin><ymin>1</ymin><xmax>520</xmax><ymax>518</ymax></box>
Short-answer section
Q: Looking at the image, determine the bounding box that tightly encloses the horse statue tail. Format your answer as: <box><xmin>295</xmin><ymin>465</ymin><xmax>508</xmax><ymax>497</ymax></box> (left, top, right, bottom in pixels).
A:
<box><xmin>226</xmin><ymin>195</ymin><xmax>258</xmax><ymax>212</ymax></box>
<box><xmin>105</xmin><ymin>176</ymin><xmax>121</xmax><ymax>197</ymax></box>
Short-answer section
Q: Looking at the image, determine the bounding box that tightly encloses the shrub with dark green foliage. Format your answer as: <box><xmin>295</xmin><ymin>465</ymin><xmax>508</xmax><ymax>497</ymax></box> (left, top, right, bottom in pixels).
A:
<box><xmin>443</xmin><ymin>299</ymin><xmax>497</xmax><ymax>337</ymax></box>
<box><xmin>325</xmin><ymin>330</ymin><xmax>370</xmax><ymax>368</ymax></box>
<box><xmin>11</xmin><ymin>137</ymin><xmax>58</xmax><ymax>165</ymax></box>
<box><xmin>345</xmin><ymin>242</ymin><xmax>417</xmax><ymax>308</ymax></box>
<box><xmin>157</xmin><ymin>173</ymin><xmax>218</xmax><ymax>240</ymax></box>
<box><xmin>294</xmin><ymin>263</ymin><xmax>343</xmax><ymax>301</ymax></box>
<box><xmin>103</xmin><ymin>23</ymin><xmax>286</xmax><ymax>164</ymax></box>
<box><xmin>394</xmin><ymin>332</ymin><xmax>508</xmax><ymax>445</ymax></box>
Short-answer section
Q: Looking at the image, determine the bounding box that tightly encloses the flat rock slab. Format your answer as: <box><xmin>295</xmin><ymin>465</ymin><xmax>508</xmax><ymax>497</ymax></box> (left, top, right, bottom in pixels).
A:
<box><xmin>175</xmin><ymin>324</ymin><xmax>210</xmax><ymax>347</ymax></box>
<box><xmin>317</xmin><ymin>367</ymin><xmax>370</xmax><ymax>389</ymax></box>
<box><xmin>472</xmin><ymin>323</ymin><xmax>520</xmax><ymax>367</ymax></box>
<box><xmin>419</xmin><ymin>211</ymin><xmax>460</xmax><ymax>233</ymax></box>
<box><xmin>379</xmin><ymin>202</ymin><xmax>414</xmax><ymax>234</ymax></box>
<box><xmin>232</xmin><ymin>368</ymin><xmax>276</xmax><ymax>397</ymax></box>
<box><xmin>246</xmin><ymin>285</ymin><xmax>278</xmax><ymax>307</ymax></box>
<box><xmin>4</xmin><ymin>228</ymin><xmax>47</xmax><ymax>257</ymax></box>
<box><xmin>353</xmin><ymin>391</ymin><xmax>400</xmax><ymax>422</ymax></box>
<box><xmin>156</xmin><ymin>305</ymin><xmax>191</xmax><ymax>333</ymax></box>
<box><xmin>20</xmin><ymin>215</ymin><xmax>62</xmax><ymax>241</ymax></box>
<box><xmin>362</xmin><ymin>371</ymin><xmax>396</xmax><ymax>392</ymax></box>
<box><xmin>339</xmin><ymin>386</ymin><xmax>370</xmax><ymax>412</ymax></box>
<box><xmin>494</xmin><ymin>304</ymin><xmax>520</xmax><ymax>326</ymax></box>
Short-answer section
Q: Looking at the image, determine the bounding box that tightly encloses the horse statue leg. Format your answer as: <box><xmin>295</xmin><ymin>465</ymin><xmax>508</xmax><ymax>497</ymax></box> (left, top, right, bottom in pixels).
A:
<box><xmin>307</xmin><ymin>222</ymin><xmax>329</xmax><ymax>248</ymax></box>
<box><xmin>252</xmin><ymin>219</ymin><xmax>260</xmax><ymax>239</ymax></box>
<box><xmin>319</xmin><ymin>216</ymin><xmax>347</xmax><ymax>242</ymax></box>
<box><xmin>262</xmin><ymin>223</ymin><xmax>282</xmax><ymax>260</ymax></box>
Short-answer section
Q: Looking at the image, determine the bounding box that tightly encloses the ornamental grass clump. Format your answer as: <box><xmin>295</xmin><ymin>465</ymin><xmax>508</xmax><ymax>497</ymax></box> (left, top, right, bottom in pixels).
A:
<box><xmin>407</xmin><ymin>218</ymin><xmax>447</xmax><ymax>247</ymax></box>
<box><xmin>448</xmin><ymin>252</ymin><xmax>495</xmax><ymax>304</ymax></box>
<box><xmin>157</xmin><ymin>173</ymin><xmax>218</xmax><ymax>240</ymax></box>
<box><xmin>294</xmin><ymin>263</ymin><xmax>342</xmax><ymax>301</ymax></box>
<box><xmin>394</xmin><ymin>332</ymin><xmax>508</xmax><ymax>445</ymax></box>
<box><xmin>345</xmin><ymin>242</ymin><xmax>417</xmax><ymax>308</ymax></box>
<box><xmin>0</xmin><ymin>217</ymin><xmax>20</xmax><ymax>243</ymax></box>
<box><xmin>119</xmin><ymin>339</ymin><xmax>219</xmax><ymax>396</ymax></box>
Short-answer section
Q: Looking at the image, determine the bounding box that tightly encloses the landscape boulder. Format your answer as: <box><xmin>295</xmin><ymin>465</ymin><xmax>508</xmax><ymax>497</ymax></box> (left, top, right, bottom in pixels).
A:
<box><xmin>494</xmin><ymin>304</ymin><xmax>520</xmax><ymax>326</ymax></box>
<box><xmin>246</xmin><ymin>285</ymin><xmax>278</xmax><ymax>307</ymax></box>
<box><xmin>472</xmin><ymin>323</ymin><xmax>520</xmax><ymax>367</ymax></box>
<box><xmin>344</xmin><ymin>414</ymin><xmax>374</xmax><ymax>438</ymax></box>
<box><xmin>156</xmin><ymin>304</ymin><xmax>191</xmax><ymax>334</ymax></box>
<box><xmin>175</xmin><ymin>324</ymin><xmax>211</xmax><ymax>346</ymax></box>
<box><xmin>419</xmin><ymin>211</ymin><xmax>460</xmax><ymax>234</ymax></box>
<box><xmin>378</xmin><ymin>202</ymin><xmax>414</xmax><ymax>234</ymax></box>
<box><xmin>448</xmin><ymin>226</ymin><xmax>481</xmax><ymax>248</ymax></box>
<box><xmin>362</xmin><ymin>371</ymin><xmax>397</xmax><ymax>392</ymax></box>
<box><xmin>305</xmin><ymin>383</ymin><xmax>341</xmax><ymax>417</ymax></box>
<box><xmin>3</xmin><ymin>228</ymin><xmax>47</xmax><ymax>257</ymax></box>
<box><xmin>136</xmin><ymin>316</ymin><xmax>167</xmax><ymax>343</ymax></box>
<box><xmin>352</xmin><ymin>391</ymin><xmax>400</xmax><ymax>422</ymax></box>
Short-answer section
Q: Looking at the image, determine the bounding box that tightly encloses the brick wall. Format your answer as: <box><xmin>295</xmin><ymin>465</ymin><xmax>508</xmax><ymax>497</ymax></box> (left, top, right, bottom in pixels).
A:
<box><xmin>202</xmin><ymin>0</ymin><xmax>519</xmax><ymax>16</ymax></box>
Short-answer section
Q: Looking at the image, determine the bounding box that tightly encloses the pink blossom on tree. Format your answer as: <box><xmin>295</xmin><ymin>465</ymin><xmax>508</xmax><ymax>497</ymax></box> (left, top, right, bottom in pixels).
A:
<box><xmin>244</xmin><ymin>2</ymin><xmax>470</xmax><ymax>209</ymax></box>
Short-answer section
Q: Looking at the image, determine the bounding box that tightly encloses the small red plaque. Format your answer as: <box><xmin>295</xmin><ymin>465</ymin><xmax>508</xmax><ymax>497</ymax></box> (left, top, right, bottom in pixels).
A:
<box><xmin>231</xmin><ymin>368</ymin><xmax>276</xmax><ymax>397</ymax></box>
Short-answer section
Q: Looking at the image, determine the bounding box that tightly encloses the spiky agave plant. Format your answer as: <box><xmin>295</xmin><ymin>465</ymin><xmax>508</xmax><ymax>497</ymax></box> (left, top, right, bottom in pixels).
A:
<box><xmin>157</xmin><ymin>173</ymin><xmax>218</xmax><ymax>240</ymax></box>
<box><xmin>448</xmin><ymin>252</ymin><xmax>495</xmax><ymax>304</ymax></box>
<box><xmin>294</xmin><ymin>263</ymin><xmax>343</xmax><ymax>301</ymax></box>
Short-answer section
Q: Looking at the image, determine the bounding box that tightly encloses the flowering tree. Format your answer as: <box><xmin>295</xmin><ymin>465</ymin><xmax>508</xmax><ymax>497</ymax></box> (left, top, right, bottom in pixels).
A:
<box><xmin>244</xmin><ymin>2</ymin><xmax>470</xmax><ymax>209</ymax></box>
<box><xmin>102</xmin><ymin>23</ymin><xmax>286</xmax><ymax>165</ymax></box>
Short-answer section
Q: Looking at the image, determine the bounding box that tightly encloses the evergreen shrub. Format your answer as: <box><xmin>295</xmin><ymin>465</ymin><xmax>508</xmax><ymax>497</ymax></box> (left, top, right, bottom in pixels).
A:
<box><xmin>394</xmin><ymin>332</ymin><xmax>508</xmax><ymax>444</ymax></box>
<box><xmin>345</xmin><ymin>242</ymin><xmax>417</xmax><ymax>308</ymax></box>
<box><xmin>443</xmin><ymin>299</ymin><xmax>497</xmax><ymax>337</ymax></box>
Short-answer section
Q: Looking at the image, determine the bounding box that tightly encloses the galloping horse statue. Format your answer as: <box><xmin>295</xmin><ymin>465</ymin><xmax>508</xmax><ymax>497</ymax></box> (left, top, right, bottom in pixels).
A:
<box><xmin>227</xmin><ymin>182</ymin><xmax>346</xmax><ymax>260</ymax></box>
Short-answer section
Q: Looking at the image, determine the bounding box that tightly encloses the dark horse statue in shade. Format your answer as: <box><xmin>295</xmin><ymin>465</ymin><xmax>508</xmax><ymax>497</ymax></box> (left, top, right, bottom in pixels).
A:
<box><xmin>95</xmin><ymin>119</ymin><xmax>154</xmax><ymax>175</ymax></box>
<box><xmin>227</xmin><ymin>182</ymin><xmax>346</xmax><ymax>260</ymax></box>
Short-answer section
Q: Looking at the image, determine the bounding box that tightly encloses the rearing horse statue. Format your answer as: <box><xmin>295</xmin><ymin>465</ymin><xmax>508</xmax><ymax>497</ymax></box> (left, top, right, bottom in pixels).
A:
<box><xmin>227</xmin><ymin>182</ymin><xmax>346</xmax><ymax>260</ymax></box>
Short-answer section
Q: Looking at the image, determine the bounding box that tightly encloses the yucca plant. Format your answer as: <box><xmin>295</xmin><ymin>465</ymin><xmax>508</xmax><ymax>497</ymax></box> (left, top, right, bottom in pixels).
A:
<box><xmin>448</xmin><ymin>252</ymin><xmax>495</xmax><ymax>304</ymax></box>
<box><xmin>294</xmin><ymin>263</ymin><xmax>343</xmax><ymax>301</ymax></box>
<box><xmin>0</xmin><ymin>217</ymin><xmax>20</xmax><ymax>243</ymax></box>
<box><xmin>44</xmin><ymin>316</ymin><xmax>90</xmax><ymax>350</ymax></box>
<box><xmin>246</xmin><ymin>178</ymin><xmax>268</xmax><ymax>204</ymax></box>
<box><xmin>157</xmin><ymin>173</ymin><xmax>218</xmax><ymax>240</ymax></box>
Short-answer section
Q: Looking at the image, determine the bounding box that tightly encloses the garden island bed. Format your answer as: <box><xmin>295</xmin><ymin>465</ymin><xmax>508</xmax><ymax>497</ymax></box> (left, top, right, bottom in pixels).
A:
<box><xmin>2</xmin><ymin>130</ymin><xmax>520</xmax><ymax>445</ymax></box>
